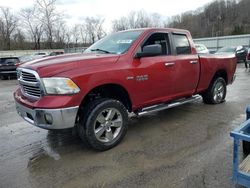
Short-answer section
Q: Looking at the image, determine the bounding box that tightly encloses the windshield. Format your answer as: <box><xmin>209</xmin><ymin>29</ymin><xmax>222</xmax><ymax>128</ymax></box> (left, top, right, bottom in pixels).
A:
<box><xmin>216</xmin><ymin>47</ymin><xmax>236</xmax><ymax>53</ymax></box>
<box><xmin>84</xmin><ymin>30</ymin><xmax>143</xmax><ymax>54</ymax></box>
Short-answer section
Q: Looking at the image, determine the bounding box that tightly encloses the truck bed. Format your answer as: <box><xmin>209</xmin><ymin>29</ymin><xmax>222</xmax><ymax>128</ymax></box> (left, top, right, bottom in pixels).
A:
<box><xmin>197</xmin><ymin>53</ymin><xmax>237</xmax><ymax>93</ymax></box>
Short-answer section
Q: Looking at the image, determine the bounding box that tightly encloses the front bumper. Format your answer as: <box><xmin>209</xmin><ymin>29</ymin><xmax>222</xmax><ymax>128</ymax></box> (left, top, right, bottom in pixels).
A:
<box><xmin>15</xmin><ymin>101</ymin><xmax>79</xmax><ymax>130</ymax></box>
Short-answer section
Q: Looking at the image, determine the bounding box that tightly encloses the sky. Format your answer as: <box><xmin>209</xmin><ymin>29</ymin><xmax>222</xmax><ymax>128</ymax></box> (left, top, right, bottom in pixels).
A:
<box><xmin>0</xmin><ymin>0</ymin><xmax>214</xmax><ymax>31</ymax></box>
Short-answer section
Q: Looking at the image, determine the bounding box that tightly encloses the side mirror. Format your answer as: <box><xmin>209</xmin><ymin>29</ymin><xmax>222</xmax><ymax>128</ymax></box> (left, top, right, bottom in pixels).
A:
<box><xmin>135</xmin><ymin>44</ymin><xmax>162</xmax><ymax>58</ymax></box>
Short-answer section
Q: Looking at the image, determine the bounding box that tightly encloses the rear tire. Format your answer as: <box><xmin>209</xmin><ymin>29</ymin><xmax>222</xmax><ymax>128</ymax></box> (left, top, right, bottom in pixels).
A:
<box><xmin>78</xmin><ymin>98</ymin><xmax>128</xmax><ymax>151</ymax></box>
<box><xmin>202</xmin><ymin>77</ymin><xmax>227</xmax><ymax>104</ymax></box>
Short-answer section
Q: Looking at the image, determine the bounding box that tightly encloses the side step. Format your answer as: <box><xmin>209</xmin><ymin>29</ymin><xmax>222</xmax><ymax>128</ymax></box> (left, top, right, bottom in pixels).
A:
<box><xmin>136</xmin><ymin>95</ymin><xmax>202</xmax><ymax>116</ymax></box>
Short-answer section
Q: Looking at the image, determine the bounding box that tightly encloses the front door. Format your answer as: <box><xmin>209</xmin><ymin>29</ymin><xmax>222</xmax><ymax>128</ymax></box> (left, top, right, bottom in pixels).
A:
<box><xmin>131</xmin><ymin>32</ymin><xmax>177</xmax><ymax>107</ymax></box>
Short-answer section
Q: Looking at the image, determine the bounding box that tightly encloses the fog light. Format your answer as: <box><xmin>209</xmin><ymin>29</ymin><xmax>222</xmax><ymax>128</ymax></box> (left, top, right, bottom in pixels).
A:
<box><xmin>44</xmin><ymin>113</ymin><xmax>53</xmax><ymax>125</ymax></box>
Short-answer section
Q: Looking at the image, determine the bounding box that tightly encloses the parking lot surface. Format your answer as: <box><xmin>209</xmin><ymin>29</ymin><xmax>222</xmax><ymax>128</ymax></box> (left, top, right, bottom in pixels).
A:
<box><xmin>0</xmin><ymin>64</ymin><xmax>249</xmax><ymax>188</ymax></box>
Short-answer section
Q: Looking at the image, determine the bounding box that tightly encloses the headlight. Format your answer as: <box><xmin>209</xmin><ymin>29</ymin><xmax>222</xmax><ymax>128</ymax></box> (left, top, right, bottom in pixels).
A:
<box><xmin>42</xmin><ymin>77</ymin><xmax>80</xmax><ymax>95</ymax></box>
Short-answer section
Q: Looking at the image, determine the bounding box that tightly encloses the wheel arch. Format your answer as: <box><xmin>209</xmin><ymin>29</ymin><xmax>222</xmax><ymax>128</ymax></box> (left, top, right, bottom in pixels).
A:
<box><xmin>211</xmin><ymin>69</ymin><xmax>228</xmax><ymax>85</ymax></box>
<box><xmin>79</xmin><ymin>83</ymin><xmax>133</xmax><ymax>112</ymax></box>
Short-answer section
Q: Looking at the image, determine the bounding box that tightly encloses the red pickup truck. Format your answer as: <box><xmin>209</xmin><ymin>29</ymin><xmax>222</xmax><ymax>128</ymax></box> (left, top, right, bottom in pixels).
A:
<box><xmin>14</xmin><ymin>28</ymin><xmax>236</xmax><ymax>150</ymax></box>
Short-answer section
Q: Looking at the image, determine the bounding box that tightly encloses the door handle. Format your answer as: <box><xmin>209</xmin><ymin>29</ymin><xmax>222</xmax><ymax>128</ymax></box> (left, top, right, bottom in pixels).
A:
<box><xmin>165</xmin><ymin>62</ymin><xmax>175</xmax><ymax>67</ymax></box>
<box><xmin>190</xmin><ymin>60</ymin><xmax>198</xmax><ymax>64</ymax></box>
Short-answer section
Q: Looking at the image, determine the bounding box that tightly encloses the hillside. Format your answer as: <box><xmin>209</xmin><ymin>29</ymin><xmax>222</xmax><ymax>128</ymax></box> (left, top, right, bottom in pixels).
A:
<box><xmin>168</xmin><ymin>0</ymin><xmax>250</xmax><ymax>38</ymax></box>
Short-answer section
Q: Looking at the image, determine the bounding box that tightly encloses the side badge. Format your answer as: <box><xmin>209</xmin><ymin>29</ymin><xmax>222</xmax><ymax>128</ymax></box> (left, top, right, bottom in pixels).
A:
<box><xmin>126</xmin><ymin>76</ymin><xmax>134</xmax><ymax>80</ymax></box>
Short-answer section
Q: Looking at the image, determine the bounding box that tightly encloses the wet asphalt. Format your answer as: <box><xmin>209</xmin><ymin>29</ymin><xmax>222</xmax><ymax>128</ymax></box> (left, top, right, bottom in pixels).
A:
<box><xmin>0</xmin><ymin>64</ymin><xmax>250</xmax><ymax>188</ymax></box>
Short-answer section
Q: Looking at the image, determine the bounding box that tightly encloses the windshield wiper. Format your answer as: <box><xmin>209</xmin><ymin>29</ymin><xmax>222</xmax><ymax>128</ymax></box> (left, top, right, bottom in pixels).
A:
<box><xmin>90</xmin><ymin>48</ymin><xmax>111</xmax><ymax>54</ymax></box>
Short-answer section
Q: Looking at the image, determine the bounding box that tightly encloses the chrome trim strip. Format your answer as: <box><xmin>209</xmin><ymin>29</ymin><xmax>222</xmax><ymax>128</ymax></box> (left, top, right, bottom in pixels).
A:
<box><xmin>19</xmin><ymin>80</ymin><xmax>40</xmax><ymax>87</ymax></box>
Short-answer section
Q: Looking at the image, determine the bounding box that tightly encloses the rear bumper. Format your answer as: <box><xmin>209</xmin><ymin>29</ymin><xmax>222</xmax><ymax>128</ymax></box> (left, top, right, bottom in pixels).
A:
<box><xmin>15</xmin><ymin>100</ymin><xmax>79</xmax><ymax>130</ymax></box>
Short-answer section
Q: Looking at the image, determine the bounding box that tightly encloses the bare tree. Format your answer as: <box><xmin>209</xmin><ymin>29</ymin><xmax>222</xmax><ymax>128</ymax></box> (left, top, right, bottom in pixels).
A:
<box><xmin>71</xmin><ymin>24</ymin><xmax>80</xmax><ymax>47</ymax></box>
<box><xmin>54</xmin><ymin>20</ymin><xmax>67</xmax><ymax>48</ymax></box>
<box><xmin>12</xmin><ymin>29</ymin><xmax>25</xmax><ymax>49</ymax></box>
<box><xmin>1</xmin><ymin>0</ymin><xmax>250</xmax><ymax>51</ymax></box>
<box><xmin>135</xmin><ymin>10</ymin><xmax>152</xmax><ymax>28</ymax></box>
<box><xmin>112</xmin><ymin>10</ymin><xmax>163</xmax><ymax>32</ymax></box>
<box><xmin>112</xmin><ymin>17</ymin><xmax>129</xmax><ymax>32</ymax></box>
<box><xmin>0</xmin><ymin>18</ymin><xmax>4</xmax><ymax>50</ymax></box>
<box><xmin>35</xmin><ymin>0</ymin><xmax>60</xmax><ymax>48</ymax></box>
<box><xmin>19</xmin><ymin>7</ymin><xmax>43</xmax><ymax>49</ymax></box>
<box><xmin>0</xmin><ymin>7</ymin><xmax>18</xmax><ymax>50</ymax></box>
<box><xmin>151</xmin><ymin>13</ymin><xmax>164</xmax><ymax>28</ymax></box>
<box><xmin>65</xmin><ymin>29</ymin><xmax>71</xmax><ymax>48</ymax></box>
<box><xmin>95</xmin><ymin>18</ymin><xmax>106</xmax><ymax>40</ymax></box>
<box><xmin>83</xmin><ymin>16</ymin><xmax>106</xmax><ymax>44</ymax></box>
<box><xmin>80</xmin><ymin>24</ymin><xmax>88</xmax><ymax>45</ymax></box>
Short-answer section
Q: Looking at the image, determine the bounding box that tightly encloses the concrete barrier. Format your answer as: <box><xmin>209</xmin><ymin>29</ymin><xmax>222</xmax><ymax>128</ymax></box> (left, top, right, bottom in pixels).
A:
<box><xmin>0</xmin><ymin>49</ymin><xmax>64</xmax><ymax>57</ymax></box>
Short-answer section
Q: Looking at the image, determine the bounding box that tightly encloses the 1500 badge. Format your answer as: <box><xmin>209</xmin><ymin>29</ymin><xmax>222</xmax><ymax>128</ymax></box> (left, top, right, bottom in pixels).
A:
<box><xmin>136</xmin><ymin>75</ymin><xmax>148</xmax><ymax>81</ymax></box>
<box><xmin>126</xmin><ymin>75</ymin><xmax>148</xmax><ymax>82</ymax></box>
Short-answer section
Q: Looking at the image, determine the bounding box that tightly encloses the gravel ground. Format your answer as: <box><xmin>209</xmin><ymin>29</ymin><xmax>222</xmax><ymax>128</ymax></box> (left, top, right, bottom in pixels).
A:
<box><xmin>0</xmin><ymin>64</ymin><xmax>249</xmax><ymax>188</ymax></box>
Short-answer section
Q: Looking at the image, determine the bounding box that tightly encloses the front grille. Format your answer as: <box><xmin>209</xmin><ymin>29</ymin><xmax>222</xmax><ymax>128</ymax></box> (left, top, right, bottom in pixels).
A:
<box><xmin>21</xmin><ymin>71</ymin><xmax>36</xmax><ymax>82</ymax></box>
<box><xmin>18</xmin><ymin>69</ymin><xmax>42</xmax><ymax>99</ymax></box>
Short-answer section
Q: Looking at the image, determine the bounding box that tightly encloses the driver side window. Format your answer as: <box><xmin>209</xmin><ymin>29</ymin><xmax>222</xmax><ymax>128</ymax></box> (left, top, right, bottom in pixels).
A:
<box><xmin>140</xmin><ymin>33</ymin><xmax>171</xmax><ymax>55</ymax></box>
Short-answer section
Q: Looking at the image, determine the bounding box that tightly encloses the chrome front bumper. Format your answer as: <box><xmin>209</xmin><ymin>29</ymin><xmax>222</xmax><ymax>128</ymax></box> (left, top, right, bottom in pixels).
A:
<box><xmin>15</xmin><ymin>101</ymin><xmax>79</xmax><ymax>130</ymax></box>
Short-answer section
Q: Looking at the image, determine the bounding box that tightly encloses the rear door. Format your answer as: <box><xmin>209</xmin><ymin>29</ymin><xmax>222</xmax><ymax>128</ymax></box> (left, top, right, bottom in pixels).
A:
<box><xmin>170</xmin><ymin>33</ymin><xmax>200</xmax><ymax>97</ymax></box>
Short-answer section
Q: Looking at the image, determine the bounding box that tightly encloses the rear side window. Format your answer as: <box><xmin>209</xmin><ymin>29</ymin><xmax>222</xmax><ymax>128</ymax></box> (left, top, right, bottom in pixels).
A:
<box><xmin>173</xmin><ymin>34</ymin><xmax>191</xmax><ymax>55</ymax></box>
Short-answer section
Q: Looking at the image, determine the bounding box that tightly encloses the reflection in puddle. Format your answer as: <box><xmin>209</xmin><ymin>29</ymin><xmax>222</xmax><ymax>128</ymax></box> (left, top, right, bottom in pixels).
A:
<box><xmin>28</xmin><ymin>130</ymin><xmax>81</xmax><ymax>167</ymax></box>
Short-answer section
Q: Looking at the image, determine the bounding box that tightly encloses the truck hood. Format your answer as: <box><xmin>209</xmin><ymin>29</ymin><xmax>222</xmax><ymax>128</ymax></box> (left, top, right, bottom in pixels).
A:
<box><xmin>20</xmin><ymin>53</ymin><xmax>120</xmax><ymax>77</ymax></box>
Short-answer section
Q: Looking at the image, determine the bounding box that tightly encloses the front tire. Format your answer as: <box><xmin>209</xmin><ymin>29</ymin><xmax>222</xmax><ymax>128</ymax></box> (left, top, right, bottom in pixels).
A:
<box><xmin>202</xmin><ymin>77</ymin><xmax>227</xmax><ymax>104</ymax></box>
<box><xmin>78</xmin><ymin>98</ymin><xmax>128</xmax><ymax>151</ymax></box>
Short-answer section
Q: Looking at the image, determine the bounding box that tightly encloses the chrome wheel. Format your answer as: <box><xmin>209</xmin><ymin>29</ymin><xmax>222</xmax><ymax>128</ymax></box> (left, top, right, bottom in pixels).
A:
<box><xmin>213</xmin><ymin>81</ymin><xmax>225</xmax><ymax>103</ymax></box>
<box><xmin>94</xmin><ymin>108</ymin><xmax>123</xmax><ymax>143</ymax></box>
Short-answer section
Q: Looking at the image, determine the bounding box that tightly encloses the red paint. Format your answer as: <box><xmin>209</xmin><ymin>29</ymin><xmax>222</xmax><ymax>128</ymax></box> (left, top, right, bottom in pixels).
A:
<box><xmin>14</xmin><ymin>28</ymin><xmax>237</xmax><ymax>111</ymax></box>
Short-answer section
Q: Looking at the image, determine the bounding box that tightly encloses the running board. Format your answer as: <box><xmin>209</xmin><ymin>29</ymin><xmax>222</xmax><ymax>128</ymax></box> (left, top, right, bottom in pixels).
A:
<box><xmin>136</xmin><ymin>95</ymin><xmax>202</xmax><ymax>116</ymax></box>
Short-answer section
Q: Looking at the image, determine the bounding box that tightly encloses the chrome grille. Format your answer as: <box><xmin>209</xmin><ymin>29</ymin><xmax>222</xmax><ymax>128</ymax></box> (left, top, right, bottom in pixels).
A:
<box><xmin>17</xmin><ymin>69</ymin><xmax>42</xmax><ymax>99</ymax></box>
<box><xmin>21</xmin><ymin>71</ymin><xmax>36</xmax><ymax>82</ymax></box>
